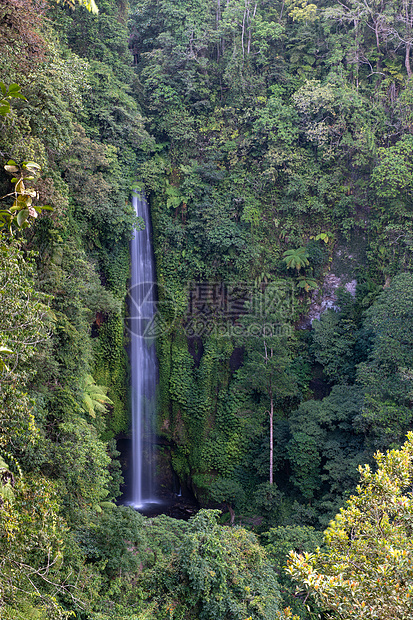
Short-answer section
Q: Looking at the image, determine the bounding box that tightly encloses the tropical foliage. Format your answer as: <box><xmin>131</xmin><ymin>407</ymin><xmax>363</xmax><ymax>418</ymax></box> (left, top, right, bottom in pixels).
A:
<box><xmin>286</xmin><ymin>433</ymin><xmax>413</xmax><ymax>619</ymax></box>
<box><xmin>2</xmin><ymin>0</ymin><xmax>413</xmax><ymax>616</ymax></box>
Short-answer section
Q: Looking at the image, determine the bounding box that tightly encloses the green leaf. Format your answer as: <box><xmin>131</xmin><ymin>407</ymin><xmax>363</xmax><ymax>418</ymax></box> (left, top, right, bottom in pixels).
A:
<box><xmin>4</xmin><ymin>165</ymin><xmax>19</xmax><ymax>173</ymax></box>
<box><xmin>22</xmin><ymin>161</ymin><xmax>41</xmax><ymax>171</ymax></box>
<box><xmin>0</xmin><ymin>103</ymin><xmax>10</xmax><ymax>116</ymax></box>
<box><xmin>17</xmin><ymin>209</ymin><xmax>29</xmax><ymax>227</ymax></box>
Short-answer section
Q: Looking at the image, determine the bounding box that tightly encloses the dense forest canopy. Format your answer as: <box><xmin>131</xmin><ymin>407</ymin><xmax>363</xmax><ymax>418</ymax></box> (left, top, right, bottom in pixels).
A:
<box><xmin>1</xmin><ymin>0</ymin><xmax>413</xmax><ymax>617</ymax></box>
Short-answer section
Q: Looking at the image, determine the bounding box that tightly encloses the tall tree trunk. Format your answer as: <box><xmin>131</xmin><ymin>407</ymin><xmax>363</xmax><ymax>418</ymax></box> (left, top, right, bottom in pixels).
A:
<box><xmin>247</xmin><ymin>1</ymin><xmax>257</xmax><ymax>54</ymax></box>
<box><xmin>241</xmin><ymin>7</ymin><xmax>246</xmax><ymax>58</ymax></box>
<box><xmin>406</xmin><ymin>42</ymin><xmax>412</xmax><ymax>78</ymax></box>
<box><xmin>374</xmin><ymin>21</ymin><xmax>382</xmax><ymax>72</ymax></box>
<box><xmin>216</xmin><ymin>0</ymin><xmax>221</xmax><ymax>60</ymax></box>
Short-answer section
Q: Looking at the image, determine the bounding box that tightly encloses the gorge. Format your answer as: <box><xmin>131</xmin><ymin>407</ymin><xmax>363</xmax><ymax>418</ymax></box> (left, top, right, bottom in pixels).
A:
<box><xmin>2</xmin><ymin>0</ymin><xmax>413</xmax><ymax>617</ymax></box>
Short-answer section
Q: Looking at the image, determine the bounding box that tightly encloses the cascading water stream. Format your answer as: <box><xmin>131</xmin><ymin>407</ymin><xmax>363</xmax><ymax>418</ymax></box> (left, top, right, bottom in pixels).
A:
<box><xmin>128</xmin><ymin>192</ymin><xmax>158</xmax><ymax>508</ymax></box>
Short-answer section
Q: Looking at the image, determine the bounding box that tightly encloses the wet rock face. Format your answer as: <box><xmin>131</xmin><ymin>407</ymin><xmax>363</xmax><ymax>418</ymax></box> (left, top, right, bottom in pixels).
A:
<box><xmin>345</xmin><ymin>279</ymin><xmax>357</xmax><ymax>296</ymax></box>
<box><xmin>306</xmin><ymin>273</ymin><xmax>341</xmax><ymax>326</ymax></box>
<box><xmin>301</xmin><ymin>228</ymin><xmax>367</xmax><ymax>328</ymax></box>
<box><xmin>304</xmin><ymin>274</ymin><xmax>357</xmax><ymax>327</ymax></box>
<box><xmin>155</xmin><ymin>441</ymin><xmax>176</xmax><ymax>493</ymax></box>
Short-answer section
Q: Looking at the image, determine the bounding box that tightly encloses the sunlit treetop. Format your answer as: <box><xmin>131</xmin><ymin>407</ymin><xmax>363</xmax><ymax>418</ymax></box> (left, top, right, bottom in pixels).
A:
<box><xmin>53</xmin><ymin>0</ymin><xmax>99</xmax><ymax>14</ymax></box>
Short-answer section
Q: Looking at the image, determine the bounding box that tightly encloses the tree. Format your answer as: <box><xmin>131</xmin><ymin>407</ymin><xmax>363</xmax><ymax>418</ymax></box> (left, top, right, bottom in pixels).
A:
<box><xmin>284</xmin><ymin>432</ymin><xmax>413</xmax><ymax>619</ymax></box>
<box><xmin>0</xmin><ymin>239</ymin><xmax>52</xmax><ymax>383</ymax></box>
<box><xmin>180</xmin><ymin>510</ymin><xmax>281</xmax><ymax>620</ymax></box>
<box><xmin>282</xmin><ymin>247</ymin><xmax>310</xmax><ymax>272</ymax></box>
<box><xmin>323</xmin><ymin>0</ymin><xmax>390</xmax><ymax>73</ymax></box>
<box><xmin>0</xmin><ymin>82</ymin><xmax>26</xmax><ymax>116</ymax></box>
<box><xmin>0</xmin><ymin>472</ymin><xmax>84</xmax><ymax>619</ymax></box>
<box><xmin>311</xmin><ymin>294</ymin><xmax>360</xmax><ymax>384</ymax></box>
<box><xmin>387</xmin><ymin>0</ymin><xmax>413</xmax><ymax>77</ymax></box>
<box><xmin>356</xmin><ymin>273</ymin><xmax>413</xmax><ymax>449</ymax></box>
<box><xmin>81</xmin><ymin>374</ymin><xmax>113</xmax><ymax>419</ymax></box>
<box><xmin>237</xmin><ymin>285</ymin><xmax>298</xmax><ymax>485</ymax></box>
<box><xmin>1</xmin><ymin>160</ymin><xmax>52</xmax><ymax>233</ymax></box>
<box><xmin>0</xmin><ymin>84</ymin><xmax>52</xmax><ymax>234</ymax></box>
<box><xmin>286</xmin><ymin>384</ymin><xmax>367</xmax><ymax>525</ymax></box>
<box><xmin>372</xmin><ymin>134</ymin><xmax>413</xmax><ymax>199</ymax></box>
<box><xmin>54</xmin><ymin>0</ymin><xmax>99</xmax><ymax>13</ymax></box>
<box><xmin>209</xmin><ymin>477</ymin><xmax>245</xmax><ymax>524</ymax></box>
<box><xmin>264</xmin><ymin>525</ymin><xmax>324</xmax><ymax>619</ymax></box>
<box><xmin>323</xmin><ymin>0</ymin><xmax>413</xmax><ymax>77</ymax></box>
<box><xmin>121</xmin><ymin>510</ymin><xmax>282</xmax><ymax>620</ymax></box>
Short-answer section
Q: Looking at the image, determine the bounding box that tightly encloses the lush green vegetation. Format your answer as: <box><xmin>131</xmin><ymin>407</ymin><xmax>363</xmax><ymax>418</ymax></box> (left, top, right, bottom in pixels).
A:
<box><xmin>133</xmin><ymin>0</ymin><xmax>413</xmax><ymax>531</ymax></box>
<box><xmin>285</xmin><ymin>432</ymin><xmax>413</xmax><ymax>620</ymax></box>
<box><xmin>2</xmin><ymin>0</ymin><xmax>413</xmax><ymax>616</ymax></box>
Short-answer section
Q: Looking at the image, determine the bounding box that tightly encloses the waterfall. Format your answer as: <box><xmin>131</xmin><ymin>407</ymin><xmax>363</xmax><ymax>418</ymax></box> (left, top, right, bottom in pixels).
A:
<box><xmin>128</xmin><ymin>192</ymin><xmax>158</xmax><ymax>508</ymax></box>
